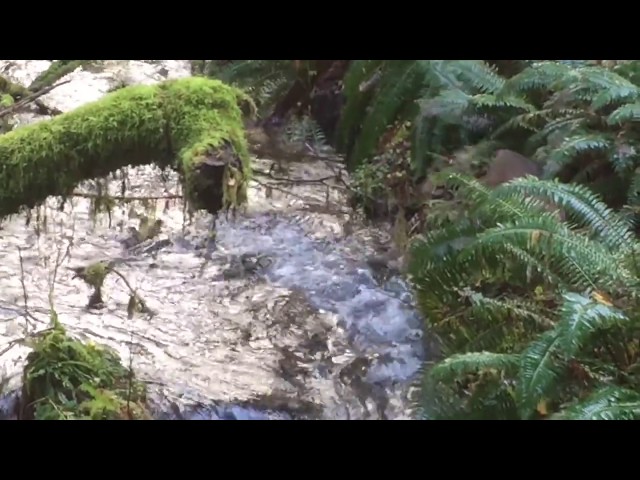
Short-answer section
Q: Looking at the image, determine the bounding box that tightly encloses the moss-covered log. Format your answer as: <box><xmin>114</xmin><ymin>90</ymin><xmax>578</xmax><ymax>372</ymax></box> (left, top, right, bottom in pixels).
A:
<box><xmin>0</xmin><ymin>76</ymin><xmax>254</xmax><ymax>218</ymax></box>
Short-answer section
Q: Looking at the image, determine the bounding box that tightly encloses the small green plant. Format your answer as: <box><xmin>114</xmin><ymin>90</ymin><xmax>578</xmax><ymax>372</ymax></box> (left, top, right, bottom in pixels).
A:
<box><xmin>0</xmin><ymin>94</ymin><xmax>13</xmax><ymax>108</ymax></box>
<box><xmin>351</xmin><ymin>162</ymin><xmax>390</xmax><ymax>204</ymax></box>
<box><xmin>21</xmin><ymin>321</ymin><xmax>149</xmax><ymax>420</ymax></box>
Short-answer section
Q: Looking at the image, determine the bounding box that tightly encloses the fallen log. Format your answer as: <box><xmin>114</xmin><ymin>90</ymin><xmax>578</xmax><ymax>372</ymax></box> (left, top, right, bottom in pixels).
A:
<box><xmin>0</xmin><ymin>76</ymin><xmax>254</xmax><ymax>218</ymax></box>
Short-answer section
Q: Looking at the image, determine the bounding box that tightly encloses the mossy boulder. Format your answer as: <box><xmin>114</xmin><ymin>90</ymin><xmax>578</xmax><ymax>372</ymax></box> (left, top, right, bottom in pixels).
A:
<box><xmin>19</xmin><ymin>324</ymin><xmax>150</xmax><ymax>420</ymax></box>
<box><xmin>0</xmin><ymin>76</ymin><xmax>254</xmax><ymax>218</ymax></box>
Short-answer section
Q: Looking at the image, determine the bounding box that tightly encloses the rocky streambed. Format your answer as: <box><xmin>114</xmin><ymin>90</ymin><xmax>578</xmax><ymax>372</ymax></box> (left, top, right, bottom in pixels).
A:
<box><xmin>0</xmin><ymin>60</ymin><xmax>425</xmax><ymax>420</ymax></box>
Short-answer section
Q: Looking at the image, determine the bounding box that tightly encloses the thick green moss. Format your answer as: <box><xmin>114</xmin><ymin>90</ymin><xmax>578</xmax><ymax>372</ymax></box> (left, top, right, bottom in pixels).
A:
<box><xmin>0</xmin><ymin>76</ymin><xmax>252</xmax><ymax>218</ymax></box>
<box><xmin>0</xmin><ymin>94</ymin><xmax>13</xmax><ymax>107</ymax></box>
<box><xmin>20</xmin><ymin>324</ymin><xmax>149</xmax><ymax>420</ymax></box>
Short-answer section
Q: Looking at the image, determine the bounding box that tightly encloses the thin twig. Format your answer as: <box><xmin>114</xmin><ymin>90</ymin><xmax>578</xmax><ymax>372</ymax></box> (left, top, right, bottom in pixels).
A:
<box><xmin>250</xmin><ymin>178</ymin><xmax>309</xmax><ymax>202</ymax></box>
<box><xmin>0</xmin><ymin>327</ymin><xmax>56</xmax><ymax>358</ymax></box>
<box><xmin>253</xmin><ymin>167</ymin><xmax>336</xmax><ymax>185</ymax></box>
<box><xmin>48</xmin><ymin>223</ymin><xmax>73</xmax><ymax>312</ymax></box>
<box><xmin>17</xmin><ymin>247</ymin><xmax>32</xmax><ymax>334</ymax></box>
<box><xmin>70</xmin><ymin>192</ymin><xmax>183</xmax><ymax>201</ymax></box>
<box><xmin>107</xmin><ymin>267</ymin><xmax>155</xmax><ymax>317</ymax></box>
<box><xmin>126</xmin><ymin>327</ymin><xmax>135</xmax><ymax>419</ymax></box>
<box><xmin>0</xmin><ymin>79</ymin><xmax>71</xmax><ymax>118</ymax></box>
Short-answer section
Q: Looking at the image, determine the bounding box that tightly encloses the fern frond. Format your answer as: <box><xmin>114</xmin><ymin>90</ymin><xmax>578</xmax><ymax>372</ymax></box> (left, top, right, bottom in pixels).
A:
<box><xmin>418</xmin><ymin>353</ymin><xmax>520</xmax><ymax>420</ymax></box>
<box><xmin>569</xmin><ymin>67</ymin><xmax>640</xmax><ymax>111</ymax></box>
<box><xmin>496</xmin><ymin>177</ymin><xmax>636</xmax><ymax>251</ymax></box>
<box><xmin>607</xmin><ymin>102</ymin><xmax>640</xmax><ymax>125</ymax></box>
<box><xmin>216</xmin><ymin>60</ymin><xmax>292</xmax><ymax>86</ymax></box>
<box><xmin>523</xmin><ymin>112</ymin><xmax>586</xmax><ymax>150</ymax></box>
<box><xmin>283</xmin><ymin>116</ymin><xmax>328</xmax><ymax>149</ymax></box>
<box><xmin>470</xmin><ymin>214</ymin><xmax>628</xmax><ymax>291</ymax></box>
<box><xmin>552</xmin><ymin>386</ymin><xmax>640</xmax><ymax>420</ymax></box>
<box><xmin>337</xmin><ymin>60</ymin><xmax>385</xmax><ymax>151</ymax></box>
<box><xmin>419</xmin><ymin>89</ymin><xmax>471</xmax><ymax>121</ymax></box>
<box><xmin>471</xmin><ymin>94</ymin><xmax>536</xmax><ymax>113</ymax></box>
<box><xmin>555</xmin><ymin>292</ymin><xmax>628</xmax><ymax>358</ymax></box>
<box><xmin>408</xmin><ymin>221</ymin><xmax>479</xmax><ymax>285</ymax></box>
<box><xmin>516</xmin><ymin>329</ymin><xmax>564</xmax><ymax>419</ymax></box>
<box><xmin>502</xmin><ymin>62</ymin><xmax>574</xmax><ymax>95</ymax></box>
<box><xmin>430</xmin><ymin>60</ymin><xmax>505</xmax><ymax>94</ymax></box>
<box><xmin>349</xmin><ymin>61</ymin><xmax>429</xmax><ymax>169</ymax></box>
<box><xmin>550</xmin><ymin>133</ymin><xmax>613</xmax><ymax>162</ymax></box>
<box><xmin>627</xmin><ymin>168</ymin><xmax>640</xmax><ymax>206</ymax></box>
<box><xmin>545</xmin><ymin>133</ymin><xmax>614</xmax><ymax>178</ymax></box>
<box><xmin>611</xmin><ymin>60</ymin><xmax>640</xmax><ymax>85</ymax></box>
<box><xmin>427</xmin><ymin>352</ymin><xmax>520</xmax><ymax>383</ymax></box>
<box><xmin>469</xmin><ymin>292</ymin><xmax>554</xmax><ymax>330</ymax></box>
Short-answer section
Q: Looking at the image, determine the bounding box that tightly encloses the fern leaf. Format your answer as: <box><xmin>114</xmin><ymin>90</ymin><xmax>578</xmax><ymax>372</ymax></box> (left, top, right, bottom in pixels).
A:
<box><xmin>550</xmin><ymin>133</ymin><xmax>613</xmax><ymax>163</ymax></box>
<box><xmin>607</xmin><ymin>102</ymin><xmax>640</xmax><ymax>125</ymax></box>
<box><xmin>545</xmin><ymin>133</ymin><xmax>614</xmax><ymax>178</ymax></box>
<box><xmin>427</xmin><ymin>352</ymin><xmax>520</xmax><ymax>383</ymax></box>
<box><xmin>516</xmin><ymin>329</ymin><xmax>564</xmax><ymax>419</ymax></box>
<box><xmin>349</xmin><ymin>61</ymin><xmax>428</xmax><ymax>169</ymax></box>
<box><xmin>573</xmin><ymin>67</ymin><xmax>640</xmax><ymax>111</ymax></box>
<box><xmin>523</xmin><ymin>111</ymin><xmax>585</xmax><ymax>150</ymax></box>
<box><xmin>471</xmin><ymin>94</ymin><xmax>536</xmax><ymax>112</ymax></box>
<box><xmin>555</xmin><ymin>292</ymin><xmax>628</xmax><ymax>359</ymax></box>
<box><xmin>496</xmin><ymin>177</ymin><xmax>636</xmax><ymax>252</ymax></box>
<box><xmin>447</xmin><ymin>60</ymin><xmax>505</xmax><ymax>94</ymax></box>
<box><xmin>428</xmin><ymin>60</ymin><xmax>503</xmax><ymax>94</ymax></box>
<box><xmin>552</xmin><ymin>386</ymin><xmax>640</xmax><ymax>420</ymax></box>
<box><xmin>419</xmin><ymin>89</ymin><xmax>471</xmax><ymax>121</ymax></box>
<box><xmin>502</xmin><ymin>62</ymin><xmax>574</xmax><ymax>95</ymax></box>
<box><xmin>471</xmin><ymin>215</ymin><xmax>628</xmax><ymax>291</ymax></box>
<box><xmin>469</xmin><ymin>292</ymin><xmax>554</xmax><ymax>330</ymax></box>
<box><xmin>337</xmin><ymin>60</ymin><xmax>385</xmax><ymax>151</ymax></box>
<box><xmin>627</xmin><ymin>168</ymin><xmax>640</xmax><ymax>206</ymax></box>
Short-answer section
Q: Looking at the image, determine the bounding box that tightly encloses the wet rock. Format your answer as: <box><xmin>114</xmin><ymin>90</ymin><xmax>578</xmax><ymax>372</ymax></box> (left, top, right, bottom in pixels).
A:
<box><xmin>222</xmin><ymin>253</ymin><xmax>273</xmax><ymax>280</ymax></box>
<box><xmin>366</xmin><ymin>252</ymin><xmax>404</xmax><ymax>284</ymax></box>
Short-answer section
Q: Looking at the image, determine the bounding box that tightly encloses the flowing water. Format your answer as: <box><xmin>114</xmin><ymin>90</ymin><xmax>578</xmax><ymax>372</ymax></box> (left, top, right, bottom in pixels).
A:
<box><xmin>0</xmin><ymin>60</ymin><xmax>425</xmax><ymax>420</ymax></box>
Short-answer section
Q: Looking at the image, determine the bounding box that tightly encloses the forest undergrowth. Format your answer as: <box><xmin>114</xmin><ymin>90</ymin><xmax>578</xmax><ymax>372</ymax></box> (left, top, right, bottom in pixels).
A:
<box><xmin>5</xmin><ymin>59</ymin><xmax>640</xmax><ymax>419</ymax></box>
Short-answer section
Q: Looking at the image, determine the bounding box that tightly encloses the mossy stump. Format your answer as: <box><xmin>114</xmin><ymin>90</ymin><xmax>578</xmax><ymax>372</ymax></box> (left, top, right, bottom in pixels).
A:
<box><xmin>19</xmin><ymin>325</ymin><xmax>150</xmax><ymax>420</ymax></box>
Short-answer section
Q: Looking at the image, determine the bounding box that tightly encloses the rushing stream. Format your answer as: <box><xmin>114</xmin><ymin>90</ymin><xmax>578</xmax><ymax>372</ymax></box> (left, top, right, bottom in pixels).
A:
<box><xmin>0</xmin><ymin>60</ymin><xmax>425</xmax><ymax>420</ymax></box>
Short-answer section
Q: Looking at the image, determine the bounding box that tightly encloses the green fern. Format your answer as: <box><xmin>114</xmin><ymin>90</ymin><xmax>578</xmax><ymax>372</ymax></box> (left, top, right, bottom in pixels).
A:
<box><xmin>502</xmin><ymin>61</ymin><xmax>574</xmax><ymax>96</ymax></box>
<box><xmin>515</xmin><ymin>329</ymin><xmax>564</xmax><ymax>419</ymax></box>
<box><xmin>495</xmin><ymin>177</ymin><xmax>636</xmax><ymax>251</ymax></box>
<box><xmin>554</xmin><ymin>293</ymin><xmax>628</xmax><ymax>358</ymax></box>
<box><xmin>427</xmin><ymin>352</ymin><xmax>520</xmax><ymax>382</ymax></box>
<box><xmin>348</xmin><ymin>61</ymin><xmax>428</xmax><ymax>170</ymax></box>
<box><xmin>552</xmin><ymin>386</ymin><xmax>640</xmax><ymax>420</ymax></box>
<box><xmin>607</xmin><ymin>102</ymin><xmax>640</xmax><ymax>124</ymax></box>
<box><xmin>412</xmin><ymin>172</ymin><xmax>640</xmax><ymax>419</ymax></box>
<box><xmin>337</xmin><ymin>60</ymin><xmax>385</xmax><ymax>153</ymax></box>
